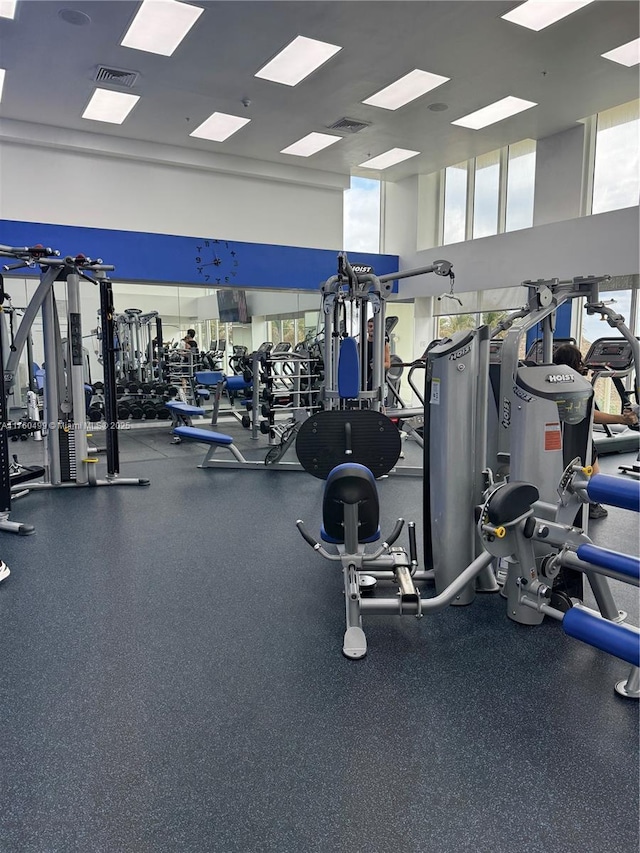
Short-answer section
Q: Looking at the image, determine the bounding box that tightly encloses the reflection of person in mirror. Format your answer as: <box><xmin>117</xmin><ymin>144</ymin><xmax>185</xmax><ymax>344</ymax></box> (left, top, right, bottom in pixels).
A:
<box><xmin>366</xmin><ymin>319</ymin><xmax>391</xmax><ymax>391</ymax></box>
<box><xmin>179</xmin><ymin>329</ymin><xmax>198</xmax><ymax>351</ymax></box>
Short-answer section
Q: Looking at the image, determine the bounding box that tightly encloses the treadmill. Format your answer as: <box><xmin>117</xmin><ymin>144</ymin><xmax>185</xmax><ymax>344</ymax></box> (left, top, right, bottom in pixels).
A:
<box><xmin>587</xmin><ymin>337</ymin><xmax>640</xmax><ymax>455</ymax></box>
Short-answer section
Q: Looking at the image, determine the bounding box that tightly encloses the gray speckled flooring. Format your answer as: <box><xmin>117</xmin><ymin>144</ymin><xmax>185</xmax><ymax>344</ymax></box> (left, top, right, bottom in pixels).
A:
<box><xmin>0</xmin><ymin>432</ymin><xmax>637</xmax><ymax>853</ymax></box>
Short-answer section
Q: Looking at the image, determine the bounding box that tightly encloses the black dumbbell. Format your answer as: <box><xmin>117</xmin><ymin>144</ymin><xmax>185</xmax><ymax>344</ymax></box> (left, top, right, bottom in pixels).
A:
<box><xmin>156</xmin><ymin>403</ymin><xmax>171</xmax><ymax>420</ymax></box>
<box><xmin>143</xmin><ymin>403</ymin><xmax>157</xmax><ymax>420</ymax></box>
<box><xmin>130</xmin><ymin>405</ymin><xmax>144</xmax><ymax>420</ymax></box>
<box><xmin>117</xmin><ymin>401</ymin><xmax>132</xmax><ymax>419</ymax></box>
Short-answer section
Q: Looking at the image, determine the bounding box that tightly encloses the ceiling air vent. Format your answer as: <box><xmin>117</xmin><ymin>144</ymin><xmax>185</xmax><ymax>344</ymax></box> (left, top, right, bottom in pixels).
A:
<box><xmin>327</xmin><ymin>117</ymin><xmax>371</xmax><ymax>134</ymax></box>
<box><xmin>94</xmin><ymin>66</ymin><xmax>139</xmax><ymax>88</ymax></box>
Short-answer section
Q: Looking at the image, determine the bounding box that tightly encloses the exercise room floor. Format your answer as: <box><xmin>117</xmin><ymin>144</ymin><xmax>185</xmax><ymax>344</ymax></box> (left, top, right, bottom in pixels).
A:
<box><xmin>0</xmin><ymin>424</ymin><xmax>638</xmax><ymax>853</ymax></box>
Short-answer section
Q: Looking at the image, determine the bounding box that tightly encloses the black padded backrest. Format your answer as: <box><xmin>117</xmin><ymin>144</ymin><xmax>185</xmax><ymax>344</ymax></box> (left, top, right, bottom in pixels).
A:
<box><xmin>487</xmin><ymin>482</ymin><xmax>539</xmax><ymax>525</ymax></box>
<box><xmin>322</xmin><ymin>463</ymin><xmax>379</xmax><ymax>541</ymax></box>
<box><xmin>296</xmin><ymin>409</ymin><xmax>401</xmax><ymax>480</ymax></box>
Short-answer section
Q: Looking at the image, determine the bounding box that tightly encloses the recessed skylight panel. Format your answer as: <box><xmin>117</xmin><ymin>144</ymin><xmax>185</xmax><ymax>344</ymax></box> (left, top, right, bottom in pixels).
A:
<box><xmin>359</xmin><ymin>148</ymin><xmax>420</xmax><ymax>170</ymax></box>
<box><xmin>190</xmin><ymin>112</ymin><xmax>251</xmax><ymax>142</ymax></box>
<box><xmin>601</xmin><ymin>38</ymin><xmax>640</xmax><ymax>67</ymax></box>
<box><xmin>363</xmin><ymin>69</ymin><xmax>450</xmax><ymax>110</ymax></box>
<box><xmin>255</xmin><ymin>36</ymin><xmax>342</xmax><ymax>86</ymax></box>
<box><xmin>501</xmin><ymin>0</ymin><xmax>596</xmax><ymax>32</ymax></box>
<box><xmin>121</xmin><ymin>0</ymin><xmax>204</xmax><ymax>57</ymax></box>
<box><xmin>452</xmin><ymin>96</ymin><xmax>537</xmax><ymax>130</ymax></box>
<box><xmin>82</xmin><ymin>89</ymin><xmax>140</xmax><ymax>124</ymax></box>
<box><xmin>281</xmin><ymin>132</ymin><xmax>341</xmax><ymax>157</ymax></box>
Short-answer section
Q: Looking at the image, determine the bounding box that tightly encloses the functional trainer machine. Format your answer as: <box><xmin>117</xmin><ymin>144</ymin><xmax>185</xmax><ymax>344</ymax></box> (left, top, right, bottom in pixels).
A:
<box><xmin>0</xmin><ymin>243</ymin><xmax>149</xmax><ymax>527</ymax></box>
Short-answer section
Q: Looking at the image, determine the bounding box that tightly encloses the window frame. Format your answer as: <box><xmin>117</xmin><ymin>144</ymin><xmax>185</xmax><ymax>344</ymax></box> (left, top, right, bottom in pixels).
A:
<box><xmin>439</xmin><ymin>140</ymin><xmax>535</xmax><ymax>245</ymax></box>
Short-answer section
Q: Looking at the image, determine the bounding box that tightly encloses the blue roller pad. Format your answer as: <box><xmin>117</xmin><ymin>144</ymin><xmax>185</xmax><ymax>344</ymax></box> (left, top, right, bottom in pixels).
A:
<box><xmin>563</xmin><ymin>608</ymin><xmax>640</xmax><ymax>667</ymax></box>
<box><xmin>338</xmin><ymin>337</ymin><xmax>360</xmax><ymax>399</ymax></box>
<box><xmin>172</xmin><ymin>426</ymin><xmax>233</xmax><ymax>445</ymax></box>
<box><xmin>226</xmin><ymin>375</ymin><xmax>252</xmax><ymax>392</ymax></box>
<box><xmin>587</xmin><ymin>474</ymin><xmax>640</xmax><ymax>513</ymax></box>
<box><xmin>576</xmin><ymin>544</ymin><xmax>639</xmax><ymax>581</ymax></box>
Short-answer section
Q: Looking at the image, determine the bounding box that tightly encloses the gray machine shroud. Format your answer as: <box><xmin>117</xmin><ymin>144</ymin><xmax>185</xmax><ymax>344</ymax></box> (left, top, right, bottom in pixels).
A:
<box><xmin>423</xmin><ymin>327</ymin><xmax>492</xmax><ymax>605</ymax></box>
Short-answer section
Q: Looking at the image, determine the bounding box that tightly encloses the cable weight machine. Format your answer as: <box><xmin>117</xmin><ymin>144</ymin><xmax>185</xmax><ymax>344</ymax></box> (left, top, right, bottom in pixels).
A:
<box><xmin>320</xmin><ymin>253</ymin><xmax>454</xmax><ymax>411</ymax></box>
<box><xmin>0</xmin><ymin>243</ymin><xmax>148</xmax><ymax>524</ymax></box>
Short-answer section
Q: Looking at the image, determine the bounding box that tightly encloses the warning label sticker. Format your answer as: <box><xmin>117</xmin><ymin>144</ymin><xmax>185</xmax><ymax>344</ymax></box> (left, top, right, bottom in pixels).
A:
<box><xmin>430</xmin><ymin>378</ymin><xmax>441</xmax><ymax>405</ymax></box>
<box><xmin>544</xmin><ymin>422</ymin><xmax>562</xmax><ymax>451</ymax></box>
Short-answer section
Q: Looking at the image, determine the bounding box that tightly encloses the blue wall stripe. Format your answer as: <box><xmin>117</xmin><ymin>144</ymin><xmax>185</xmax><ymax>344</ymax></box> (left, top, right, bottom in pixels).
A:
<box><xmin>0</xmin><ymin>219</ymin><xmax>400</xmax><ymax>292</ymax></box>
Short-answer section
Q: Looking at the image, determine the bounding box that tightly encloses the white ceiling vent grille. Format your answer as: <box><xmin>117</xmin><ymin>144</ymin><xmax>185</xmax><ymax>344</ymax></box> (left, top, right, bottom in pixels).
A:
<box><xmin>94</xmin><ymin>66</ymin><xmax>139</xmax><ymax>88</ymax></box>
<box><xmin>327</xmin><ymin>117</ymin><xmax>371</xmax><ymax>134</ymax></box>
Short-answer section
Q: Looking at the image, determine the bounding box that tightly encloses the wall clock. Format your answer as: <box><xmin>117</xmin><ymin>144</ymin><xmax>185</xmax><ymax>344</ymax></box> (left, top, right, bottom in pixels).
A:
<box><xmin>194</xmin><ymin>239</ymin><xmax>239</xmax><ymax>284</ymax></box>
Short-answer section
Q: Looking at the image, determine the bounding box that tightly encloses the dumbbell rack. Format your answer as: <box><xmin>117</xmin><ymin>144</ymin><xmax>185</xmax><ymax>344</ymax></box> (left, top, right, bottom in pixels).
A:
<box><xmin>260</xmin><ymin>350</ymin><xmax>323</xmax><ymax>440</ymax></box>
<box><xmin>115</xmin><ymin>382</ymin><xmax>176</xmax><ymax>423</ymax></box>
<box><xmin>166</xmin><ymin>350</ymin><xmax>198</xmax><ymax>404</ymax></box>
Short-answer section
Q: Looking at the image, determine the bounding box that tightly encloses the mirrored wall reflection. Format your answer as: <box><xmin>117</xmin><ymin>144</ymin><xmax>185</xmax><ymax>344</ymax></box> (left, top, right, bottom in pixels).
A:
<box><xmin>5</xmin><ymin>271</ymin><xmax>636</xmax><ymax>417</ymax></box>
<box><xmin>105</xmin><ymin>283</ymin><xmax>322</xmax><ymax>380</ymax></box>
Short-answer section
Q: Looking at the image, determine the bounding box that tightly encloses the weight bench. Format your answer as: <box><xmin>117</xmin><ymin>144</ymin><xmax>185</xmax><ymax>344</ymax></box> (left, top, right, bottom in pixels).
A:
<box><xmin>165</xmin><ymin>401</ymin><xmax>205</xmax><ymax>442</ymax></box>
<box><xmin>193</xmin><ymin>371</ymin><xmax>254</xmax><ymax>426</ymax></box>
<box><xmin>172</xmin><ymin>424</ymin><xmax>303</xmax><ymax>470</ymax></box>
<box><xmin>172</xmin><ymin>425</ymin><xmax>249</xmax><ymax>465</ymax></box>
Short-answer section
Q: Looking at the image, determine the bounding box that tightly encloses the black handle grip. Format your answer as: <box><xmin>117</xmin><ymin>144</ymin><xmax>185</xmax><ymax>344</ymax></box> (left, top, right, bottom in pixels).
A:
<box><xmin>408</xmin><ymin>521</ymin><xmax>417</xmax><ymax>565</ymax></box>
<box><xmin>385</xmin><ymin>518</ymin><xmax>405</xmax><ymax>548</ymax></box>
<box><xmin>296</xmin><ymin>520</ymin><xmax>319</xmax><ymax>549</ymax></box>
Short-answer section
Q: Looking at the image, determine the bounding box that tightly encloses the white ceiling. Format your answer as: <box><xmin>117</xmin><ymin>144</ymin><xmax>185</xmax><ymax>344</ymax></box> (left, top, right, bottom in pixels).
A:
<box><xmin>0</xmin><ymin>1</ymin><xmax>638</xmax><ymax>182</ymax></box>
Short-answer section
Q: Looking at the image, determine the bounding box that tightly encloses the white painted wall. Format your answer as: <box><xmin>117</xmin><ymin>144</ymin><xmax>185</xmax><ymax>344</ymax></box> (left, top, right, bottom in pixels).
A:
<box><xmin>534</xmin><ymin>125</ymin><xmax>585</xmax><ymax>226</ymax></box>
<box><xmin>397</xmin><ymin>206</ymin><xmax>639</xmax><ymax>298</ymax></box>
<box><xmin>0</xmin><ymin>138</ymin><xmax>344</xmax><ymax>249</ymax></box>
<box><xmin>382</xmin><ymin>176</ymin><xmax>419</xmax><ymax>258</ymax></box>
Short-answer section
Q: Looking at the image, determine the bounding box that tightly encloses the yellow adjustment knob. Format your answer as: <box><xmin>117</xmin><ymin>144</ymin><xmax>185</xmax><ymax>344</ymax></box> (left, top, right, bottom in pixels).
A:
<box><xmin>82</xmin><ymin>457</ymin><xmax>99</xmax><ymax>464</ymax></box>
<box><xmin>495</xmin><ymin>526</ymin><xmax>506</xmax><ymax>539</ymax></box>
<box><xmin>583</xmin><ymin>465</ymin><xmax>593</xmax><ymax>476</ymax></box>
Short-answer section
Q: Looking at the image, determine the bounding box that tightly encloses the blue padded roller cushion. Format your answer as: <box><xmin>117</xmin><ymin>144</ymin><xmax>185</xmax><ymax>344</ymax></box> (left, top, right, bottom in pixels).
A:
<box><xmin>226</xmin><ymin>375</ymin><xmax>252</xmax><ymax>392</ymax></box>
<box><xmin>587</xmin><ymin>474</ymin><xmax>640</xmax><ymax>513</ymax></box>
<box><xmin>576</xmin><ymin>544</ymin><xmax>640</xmax><ymax>581</ymax></box>
<box><xmin>563</xmin><ymin>608</ymin><xmax>640</xmax><ymax>667</ymax></box>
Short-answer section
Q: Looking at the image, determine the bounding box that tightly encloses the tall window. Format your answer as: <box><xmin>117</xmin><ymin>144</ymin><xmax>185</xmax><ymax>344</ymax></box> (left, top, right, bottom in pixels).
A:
<box><xmin>505</xmin><ymin>139</ymin><xmax>536</xmax><ymax>232</ymax></box>
<box><xmin>343</xmin><ymin>177</ymin><xmax>380</xmax><ymax>253</ymax></box>
<box><xmin>443</xmin><ymin>162</ymin><xmax>468</xmax><ymax>244</ymax></box>
<box><xmin>592</xmin><ymin>100</ymin><xmax>640</xmax><ymax>215</ymax></box>
<box><xmin>439</xmin><ymin>141</ymin><xmax>536</xmax><ymax>245</ymax></box>
<box><xmin>473</xmin><ymin>150</ymin><xmax>500</xmax><ymax>238</ymax></box>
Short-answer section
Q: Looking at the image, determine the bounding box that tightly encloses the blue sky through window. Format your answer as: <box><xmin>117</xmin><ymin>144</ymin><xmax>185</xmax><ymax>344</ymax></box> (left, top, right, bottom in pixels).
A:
<box><xmin>343</xmin><ymin>177</ymin><xmax>380</xmax><ymax>253</ymax></box>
